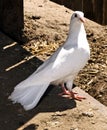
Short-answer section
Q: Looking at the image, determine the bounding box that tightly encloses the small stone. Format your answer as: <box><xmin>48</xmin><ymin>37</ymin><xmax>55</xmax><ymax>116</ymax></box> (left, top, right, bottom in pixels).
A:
<box><xmin>97</xmin><ymin>94</ymin><xmax>102</xmax><ymax>98</ymax></box>
<box><xmin>91</xmin><ymin>121</ymin><xmax>96</xmax><ymax>124</ymax></box>
<box><xmin>53</xmin><ymin>111</ymin><xmax>66</xmax><ymax>116</ymax></box>
<box><xmin>82</xmin><ymin>111</ymin><xmax>94</xmax><ymax>117</ymax></box>
<box><xmin>70</xmin><ymin>128</ymin><xmax>78</xmax><ymax>130</ymax></box>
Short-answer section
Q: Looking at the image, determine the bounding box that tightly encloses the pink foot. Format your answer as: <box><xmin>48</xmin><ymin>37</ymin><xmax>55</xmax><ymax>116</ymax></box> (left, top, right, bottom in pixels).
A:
<box><xmin>69</xmin><ymin>91</ymin><xmax>86</xmax><ymax>101</ymax></box>
<box><xmin>59</xmin><ymin>83</ymin><xmax>86</xmax><ymax>101</ymax></box>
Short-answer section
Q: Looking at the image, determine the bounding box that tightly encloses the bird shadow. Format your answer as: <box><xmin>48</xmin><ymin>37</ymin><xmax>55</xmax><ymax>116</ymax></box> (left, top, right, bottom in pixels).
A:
<box><xmin>0</xmin><ymin>32</ymin><xmax>76</xmax><ymax>130</ymax></box>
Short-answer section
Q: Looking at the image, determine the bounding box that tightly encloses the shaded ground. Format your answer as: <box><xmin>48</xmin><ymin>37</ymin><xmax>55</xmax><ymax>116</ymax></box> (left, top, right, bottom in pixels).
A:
<box><xmin>0</xmin><ymin>0</ymin><xmax>107</xmax><ymax>130</ymax></box>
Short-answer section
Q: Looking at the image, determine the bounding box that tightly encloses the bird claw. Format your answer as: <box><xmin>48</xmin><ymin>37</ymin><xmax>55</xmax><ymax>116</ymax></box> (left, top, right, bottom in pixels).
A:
<box><xmin>72</xmin><ymin>94</ymin><xmax>86</xmax><ymax>101</ymax></box>
<box><xmin>59</xmin><ymin>91</ymin><xmax>86</xmax><ymax>101</ymax></box>
<box><xmin>59</xmin><ymin>83</ymin><xmax>86</xmax><ymax>101</ymax></box>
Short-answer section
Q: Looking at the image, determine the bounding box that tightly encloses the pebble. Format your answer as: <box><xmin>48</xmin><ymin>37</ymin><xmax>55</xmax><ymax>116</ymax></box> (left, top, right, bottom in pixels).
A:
<box><xmin>47</xmin><ymin>121</ymin><xmax>62</xmax><ymax>127</ymax></box>
<box><xmin>91</xmin><ymin>121</ymin><xmax>96</xmax><ymax>124</ymax></box>
<box><xmin>82</xmin><ymin>111</ymin><xmax>94</xmax><ymax>117</ymax></box>
<box><xmin>52</xmin><ymin>111</ymin><xmax>67</xmax><ymax>116</ymax></box>
<box><xmin>70</xmin><ymin>128</ymin><xmax>78</xmax><ymax>130</ymax></box>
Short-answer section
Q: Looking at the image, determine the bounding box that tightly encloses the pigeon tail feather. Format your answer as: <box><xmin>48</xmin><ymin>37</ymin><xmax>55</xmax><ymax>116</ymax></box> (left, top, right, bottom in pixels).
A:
<box><xmin>9</xmin><ymin>82</ymin><xmax>49</xmax><ymax>110</ymax></box>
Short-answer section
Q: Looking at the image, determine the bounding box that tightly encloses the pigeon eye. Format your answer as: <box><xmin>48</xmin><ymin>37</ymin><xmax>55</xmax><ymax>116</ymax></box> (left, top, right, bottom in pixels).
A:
<box><xmin>74</xmin><ymin>14</ymin><xmax>77</xmax><ymax>17</ymax></box>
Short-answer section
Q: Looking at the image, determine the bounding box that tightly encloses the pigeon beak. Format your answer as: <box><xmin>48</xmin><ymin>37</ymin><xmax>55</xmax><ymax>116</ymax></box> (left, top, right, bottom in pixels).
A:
<box><xmin>80</xmin><ymin>17</ymin><xmax>86</xmax><ymax>23</ymax></box>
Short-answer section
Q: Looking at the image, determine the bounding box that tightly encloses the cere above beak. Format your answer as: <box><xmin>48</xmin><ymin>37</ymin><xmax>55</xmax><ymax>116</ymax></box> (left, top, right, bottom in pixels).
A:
<box><xmin>80</xmin><ymin>17</ymin><xmax>86</xmax><ymax>23</ymax></box>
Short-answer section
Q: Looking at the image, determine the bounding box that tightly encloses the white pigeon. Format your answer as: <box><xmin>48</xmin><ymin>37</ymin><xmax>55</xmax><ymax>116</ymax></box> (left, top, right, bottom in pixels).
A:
<box><xmin>9</xmin><ymin>11</ymin><xmax>90</xmax><ymax>110</ymax></box>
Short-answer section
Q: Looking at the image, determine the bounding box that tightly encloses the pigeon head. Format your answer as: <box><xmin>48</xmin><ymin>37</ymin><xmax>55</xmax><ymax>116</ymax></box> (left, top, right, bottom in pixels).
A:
<box><xmin>68</xmin><ymin>11</ymin><xmax>86</xmax><ymax>41</ymax></box>
<box><xmin>71</xmin><ymin>11</ymin><xmax>85</xmax><ymax>23</ymax></box>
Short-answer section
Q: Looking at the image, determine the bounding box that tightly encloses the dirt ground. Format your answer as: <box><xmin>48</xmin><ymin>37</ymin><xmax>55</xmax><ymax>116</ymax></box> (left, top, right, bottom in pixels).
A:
<box><xmin>0</xmin><ymin>0</ymin><xmax>107</xmax><ymax>130</ymax></box>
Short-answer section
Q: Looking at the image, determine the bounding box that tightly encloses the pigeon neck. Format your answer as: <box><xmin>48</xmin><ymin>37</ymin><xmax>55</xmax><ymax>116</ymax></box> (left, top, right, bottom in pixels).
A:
<box><xmin>68</xmin><ymin>22</ymin><xmax>85</xmax><ymax>38</ymax></box>
<box><xmin>64</xmin><ymin>21</ymin><xmax>87</xmax><ymax>48</ymax></box>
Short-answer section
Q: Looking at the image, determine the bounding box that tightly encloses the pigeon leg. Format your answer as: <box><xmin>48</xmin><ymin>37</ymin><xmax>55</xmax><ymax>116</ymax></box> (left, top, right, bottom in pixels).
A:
<box><xmin>58</xmin><ymin>83</ymin><xmax>71</xmax><ymax>96</ymax></box>
<box><xmin>59</xmin><ymin>83</ymin><xmax>86</xmax><ymax>101</ymax></box>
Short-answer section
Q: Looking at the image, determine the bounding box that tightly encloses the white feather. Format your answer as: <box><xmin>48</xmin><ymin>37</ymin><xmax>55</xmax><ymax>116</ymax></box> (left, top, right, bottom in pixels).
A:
<box><xmin>9</xmin><ymin>81</ymin><xmax>49</xmax><ymax>110</ymax></box>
